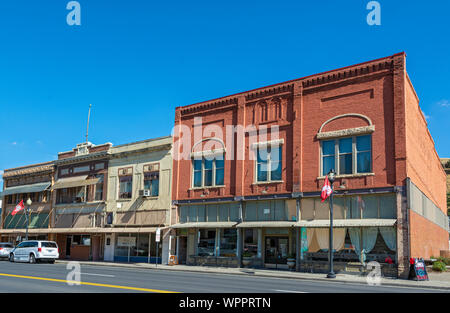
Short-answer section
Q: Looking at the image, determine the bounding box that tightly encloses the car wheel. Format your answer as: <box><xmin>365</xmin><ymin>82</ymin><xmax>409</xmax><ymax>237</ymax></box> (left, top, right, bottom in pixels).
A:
<box><xmin>9</xmin><ymin>254</ymin><xmax>14</xmax><ymax>262</ymax></box>
<box><xmin>29</xmin><ymin>254</ymin><xmax>36</xmax><ymax>264</ymax></box>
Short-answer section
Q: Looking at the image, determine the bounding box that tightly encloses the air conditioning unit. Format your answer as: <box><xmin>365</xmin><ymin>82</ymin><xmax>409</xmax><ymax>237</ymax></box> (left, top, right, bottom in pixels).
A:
<box><xmin>139</xmin><ymin>189</ymin><xmax>151</xmax><ymax>197</ymax></box>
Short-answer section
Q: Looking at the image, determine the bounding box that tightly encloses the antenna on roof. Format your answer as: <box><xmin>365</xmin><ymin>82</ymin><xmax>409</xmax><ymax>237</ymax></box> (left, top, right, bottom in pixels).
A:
<box><xmin>86</xmin><ymin>104</ymin><xmax>92</xmax><ymax>143</ymax></box>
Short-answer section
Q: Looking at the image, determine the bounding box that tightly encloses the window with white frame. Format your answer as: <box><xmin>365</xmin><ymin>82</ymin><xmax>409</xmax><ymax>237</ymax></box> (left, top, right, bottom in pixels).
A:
<box><xmin>192</xmin><ymin>154</ymin><xmax>224</xmax><ymax>188</ymax></box>
<box><xmin>321</xmin><ymin>135</ymin><xmax>372</xmax><ymax>176</ymax></box>
<box><xmin>256</xmin><ymin>145</ymin><xmax>282</xmax><ymax>182</ymax></box>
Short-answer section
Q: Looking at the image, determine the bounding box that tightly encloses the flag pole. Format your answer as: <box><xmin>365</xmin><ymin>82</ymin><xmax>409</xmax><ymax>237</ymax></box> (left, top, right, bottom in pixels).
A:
<box><xmin>327</xmin><ymin>169</ymin><xmax>336</xmax><ymax>279</ymax></box>
<box><xmin>86</xmin><ymin>104</ymin><xmax>92</xmax><ymax>143</ymax></box>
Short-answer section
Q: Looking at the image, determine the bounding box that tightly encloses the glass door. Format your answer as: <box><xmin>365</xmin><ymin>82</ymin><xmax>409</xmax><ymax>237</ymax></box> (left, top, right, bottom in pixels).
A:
<box><xmin>265</xmin><ymin>236</ymin><xmax>289</xmax><ymax>267</ymax></box>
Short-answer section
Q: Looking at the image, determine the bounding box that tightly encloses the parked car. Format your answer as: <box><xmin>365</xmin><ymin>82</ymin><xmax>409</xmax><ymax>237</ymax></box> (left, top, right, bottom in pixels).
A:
<box><xmin>9</xmin><ymin>240</ymin><xmax>59</xmax><ymax>264</ymax></box>
<box><xmin>0</xmin><ymin>243</ymin><xmax>15</xmax><ymax>259</ymax></box>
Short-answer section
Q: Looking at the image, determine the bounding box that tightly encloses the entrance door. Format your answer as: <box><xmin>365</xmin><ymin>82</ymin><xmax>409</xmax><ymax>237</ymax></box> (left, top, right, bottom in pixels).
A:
<box><xmin>265</xmin><ymin>236</ymin><xmax>289</xmax><ymax>268</ymax></box>
<box><xmin>178</xmin><ymin>237</ymin><xmax>187</xmax><ymax>264</ymax></box>
<box><xmin>66</xmin><ymin>236</ymin><xmax>72</xmax><ymax>258</ymax></box>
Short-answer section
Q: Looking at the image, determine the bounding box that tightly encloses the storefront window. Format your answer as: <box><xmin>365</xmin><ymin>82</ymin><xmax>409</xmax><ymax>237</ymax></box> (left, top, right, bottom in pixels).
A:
<box><xmin>220</xmin><ymin>229</ymin><xmax>237</xmax><ymax>257</ymax></box>
<box><xmin>244</xmin><ymin>229</ymin><xmax>258</xmax><ymax>256</ymax></box>
<box><xmin>303</xmin><ymin>227</ymin><xmax>396</xmax><ymax>264</ymax></box>
<box><xmin>198</xmin><ymin>229</ymin><xmax>216</xmax><ymax>256</ymax></box>
<box><xmin>150</xmin><ymin>233</ymin><xmax>162</xmax><ymax>258</ymax></box>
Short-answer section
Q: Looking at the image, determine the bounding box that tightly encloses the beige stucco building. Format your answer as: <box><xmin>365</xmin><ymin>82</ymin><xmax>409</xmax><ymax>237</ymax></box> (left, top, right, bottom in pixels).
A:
<box><xmin>103</xmin><ymin>136</ymin><xmax>174</xmax><ymax>264</ymax></box>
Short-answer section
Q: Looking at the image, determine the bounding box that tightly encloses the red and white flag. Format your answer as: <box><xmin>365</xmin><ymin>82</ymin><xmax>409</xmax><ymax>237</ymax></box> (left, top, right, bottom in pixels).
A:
<box><xmin>11</xmin><ymin>200</ymin><xmax>25</xmax><ymax>216</ymax></box>
<box><xmin>320</xmin><ymin>176</ymin><xmax>333</xmax><ymax>202</ymax></box>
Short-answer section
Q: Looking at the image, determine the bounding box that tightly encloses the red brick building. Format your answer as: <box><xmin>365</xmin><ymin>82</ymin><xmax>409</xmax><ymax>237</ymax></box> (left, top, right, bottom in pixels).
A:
<box><xmin>171</xmin><ymin>52</ymin><xmax>448</xmax><ymax>278</ymax></box>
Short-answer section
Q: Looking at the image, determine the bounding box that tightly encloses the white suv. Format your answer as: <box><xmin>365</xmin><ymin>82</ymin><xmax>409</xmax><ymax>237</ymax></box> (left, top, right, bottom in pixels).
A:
<box><xmin>9</xmin><ymin>241</ymin><xmax>59</xmax><ymax>264</ymax></box>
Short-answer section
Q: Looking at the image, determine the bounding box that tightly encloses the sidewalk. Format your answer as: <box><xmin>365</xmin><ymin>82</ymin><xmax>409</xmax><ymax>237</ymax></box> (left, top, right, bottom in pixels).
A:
<box><xmin>55</xmin><ymin>260</ymin><xmax>450</xmax><ymax>291</ymax></box>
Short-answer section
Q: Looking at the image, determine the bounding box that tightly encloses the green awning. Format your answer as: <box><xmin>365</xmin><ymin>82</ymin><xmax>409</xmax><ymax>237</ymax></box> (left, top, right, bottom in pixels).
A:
<box><xmin>0</xmin><ymin>182</ymin><xmax>51</xmax><ymax>197</ymax></box>
<box><xmin>3</xmin><ymin>213</ymin><xmax>49</xmax><ymax>229</ymax></box>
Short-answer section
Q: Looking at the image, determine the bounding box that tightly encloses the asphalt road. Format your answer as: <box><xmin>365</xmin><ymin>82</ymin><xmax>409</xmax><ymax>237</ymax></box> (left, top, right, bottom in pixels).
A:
<box><xmin>0</xmin><ymin>260</ymin><xmax>447</xmax><ymax>293</ymax></box>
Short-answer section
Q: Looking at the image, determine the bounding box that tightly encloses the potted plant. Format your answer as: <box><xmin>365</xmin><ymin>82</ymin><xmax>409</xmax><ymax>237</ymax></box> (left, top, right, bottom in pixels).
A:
<box><xmin>242</xmin><ymin>252</ymin><xmax>253</xmax><ymax>267</ymax></box>
<box><xmin>287</xmin><ymin>253</ymin><xmax>296</xmax><ymax>269</ymax></box>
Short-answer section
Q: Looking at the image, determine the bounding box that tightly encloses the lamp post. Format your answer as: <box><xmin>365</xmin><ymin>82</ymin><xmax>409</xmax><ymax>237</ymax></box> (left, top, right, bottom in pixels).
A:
<box><xmin>25</xmin><ymin>198</ymin><xmax>32</xmax><ymax>241</ymax></box>
<box><xmin>327</xmin><ymin>169</ymin><xmax>336</xmax><ymax>279</ymax></box>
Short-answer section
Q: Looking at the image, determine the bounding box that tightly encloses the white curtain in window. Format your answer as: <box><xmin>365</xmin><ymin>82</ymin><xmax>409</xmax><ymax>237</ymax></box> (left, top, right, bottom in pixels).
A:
<box><xmin>314</xmin><ymin>228</ymin><xmax>346</xmax><ymax>251</ymax></box>
<box><xmin>306</xmin><ymin>228</ymin><xmax>320</xmax><ymax>252</ymax></box>
<box><xmin>315</xmin><ymin>228</ymin><xmax>329</xmax><ymax>250</ymax></box>
<box><xmin>379</xmin><ymin>227</ymin><xmax>397</xmax><ymax>251</ymax></box>
<box><xmin>333</xmin><ymin>228</ymin><xmax>346</xmax><ymax>251</ymax></box>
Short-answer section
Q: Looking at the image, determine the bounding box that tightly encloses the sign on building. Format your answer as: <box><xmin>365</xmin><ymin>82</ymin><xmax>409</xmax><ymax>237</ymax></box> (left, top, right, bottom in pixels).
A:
<box><xmin>117</xmin><ymin>236</ymin><xmax>136</xmax><ymax>247</ymax></box>
<box><xmin>156</xmin><ymin>228</ymin><xmax>161</xmax><ymax>243</ymax></box>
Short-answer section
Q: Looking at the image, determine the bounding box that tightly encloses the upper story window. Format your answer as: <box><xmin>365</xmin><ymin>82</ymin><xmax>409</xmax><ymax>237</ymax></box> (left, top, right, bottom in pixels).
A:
<box><xmin>143</xmin><ymin>163</ymin><xmax>160</xmax><ymax>196</ymax></box>
<box><xmin>118</xmin><ymin>167</ymin><xmax>133</xmax><ymax>199</ymax></box>
<box><xmin>256</xmin><ymin>145</ymin><xmax>282</xmax><ymax>182</ymax></box>
<box><xmin>144</xmin><ymin>172</ymin><xmax>159</xmax><ymax>196</ymax></box>
<box><xmin>321</xmin><ymin>135</ymin><xmax>372</xmax><ymax>176</ymax></box>
<box><xmin>192</xmin><ymin>155</ymin><xmax>224</xmax><ymax>188</ymax></box>
<box><xmin>94</xmin><ymin>174</ymin><xmax>104</xmax><ymax>201</ymax></box>
<box><xmin>56</xmin><ymin>187</ymin><xmax>86</xmax><ymax>204</ymax></box>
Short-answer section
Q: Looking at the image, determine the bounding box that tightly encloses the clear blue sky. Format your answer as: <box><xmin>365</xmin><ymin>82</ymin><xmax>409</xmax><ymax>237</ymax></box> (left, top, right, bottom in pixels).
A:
<box><xmin>1</xmin><ymin>1</ymin><xmax>449</xmax><ymax>189</ymax></box>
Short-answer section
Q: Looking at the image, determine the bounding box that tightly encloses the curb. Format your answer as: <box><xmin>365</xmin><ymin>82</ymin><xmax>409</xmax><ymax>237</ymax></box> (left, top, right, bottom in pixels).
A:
<box><xmin>55</xmin><ymin>260</ymin><xmax>450</xmax><ymax>291</ymax></box>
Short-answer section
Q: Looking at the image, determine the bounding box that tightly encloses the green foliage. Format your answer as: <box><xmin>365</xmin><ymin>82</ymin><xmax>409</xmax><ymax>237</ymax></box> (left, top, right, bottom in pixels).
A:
<box><xmin>242</xmin><ymin>252</ymin><xmax>253</xmax><ymax>258</ymax></box>
<box><xmin>437</xmin><ymin>257</ymin><xmax>450</xmax><ymax>266</ymax></box>
<box><xmin>432</xmin><ymin>261</ymin><xmax>447</xmax><ymax>272</ymax></box>
<box><xmin>447</xmin><ymin>192</ymin><xmax>450</xmax><ymax>215</ymax></box>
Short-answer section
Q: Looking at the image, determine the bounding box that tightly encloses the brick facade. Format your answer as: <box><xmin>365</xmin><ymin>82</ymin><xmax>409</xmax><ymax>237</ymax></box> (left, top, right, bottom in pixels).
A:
<box><xmin>172</xmin><ymin>52</ymin><xmax>448</xmax><ymax>276</ymax></box>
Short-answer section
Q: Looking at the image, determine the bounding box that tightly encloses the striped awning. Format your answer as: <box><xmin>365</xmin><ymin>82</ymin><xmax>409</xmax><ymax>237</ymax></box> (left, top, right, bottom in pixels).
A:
<box><xmin>0</xmin><ymin>182</ymin><xmax>51</xmax><ymax>197</ymax></box>
<box><xmin>52</xmin><ymin>175</ymin><xmax>100</xmax><ymax>190</ymax></box>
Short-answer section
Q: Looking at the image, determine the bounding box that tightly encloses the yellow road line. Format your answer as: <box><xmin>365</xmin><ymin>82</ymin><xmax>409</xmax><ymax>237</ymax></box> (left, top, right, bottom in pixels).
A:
<box><xmin>0</xmin><ymin>273</ymin><xmax>179</xmax><ymax>293</ymax></box>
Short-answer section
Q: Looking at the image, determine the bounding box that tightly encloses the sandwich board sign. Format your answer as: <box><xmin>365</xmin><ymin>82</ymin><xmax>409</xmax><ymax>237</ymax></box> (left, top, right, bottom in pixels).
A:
<box><xmin>409</xmin><ymin>258</ymin><xmax>429</xmax><ymax>281</ymax></box>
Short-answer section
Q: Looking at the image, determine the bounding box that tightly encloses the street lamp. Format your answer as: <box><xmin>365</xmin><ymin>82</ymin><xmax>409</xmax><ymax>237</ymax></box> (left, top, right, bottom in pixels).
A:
<box><xmin>25</xmin><ymin>198</ymin><xmax>32</xmax><ymax>241</ymax></box>
<box><xmin>327</xmin><ymin>169</ymin><xmax>336</xmax><ymax>279</ymax></box>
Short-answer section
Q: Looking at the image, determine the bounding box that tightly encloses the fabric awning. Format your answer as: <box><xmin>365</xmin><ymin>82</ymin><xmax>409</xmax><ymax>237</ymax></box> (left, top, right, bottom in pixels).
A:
<box><xmin>236</xmin><ymin>221</ymin><xmax>297</xmax><ymax>228</ymax></box>
<box><xmin>0</xmin><ymin>227</ymin><xmax>167</xmax><ymax>235</ymax></box>
<box><xmin>0</xmin><ymin>228</ymin><xmax>50</xmax><ymax>235</ymax></box>
<box><xmin>52</xmin><ymin>175</ymin><xmax>100</xmax><ymax>190</ymax></box>
<box><xmin>171</xmin><ymin>222</ymin><xmax>238</xmax><ymax>229</ymax></box>
<box><xmin>295</xmin><ymin>219</ymin><xmax>397</xmax><ymax>228</ymax></box>
<box><xmin>0</xmin><ymin>182</ymin><xmax>51</xmax><ymax>197</ymax></box>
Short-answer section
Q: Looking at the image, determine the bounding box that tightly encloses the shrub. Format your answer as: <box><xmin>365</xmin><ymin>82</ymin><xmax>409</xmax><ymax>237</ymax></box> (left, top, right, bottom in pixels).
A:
<box><xmin>432</xmin><ymin>261</ymin><xmax>447</xmax><ymax>272</ymax></box>
<box><xmin>437</xmin><ymin>257</ymin><xmax>450</xmax><ymax>266</ymax></box>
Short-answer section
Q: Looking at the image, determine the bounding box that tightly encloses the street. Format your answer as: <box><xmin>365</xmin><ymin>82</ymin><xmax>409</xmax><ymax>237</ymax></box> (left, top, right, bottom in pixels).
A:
<box><xmin>0</xmin><ymin>261</ymin><xmax>447</xmax><ymax>293</ymax></box>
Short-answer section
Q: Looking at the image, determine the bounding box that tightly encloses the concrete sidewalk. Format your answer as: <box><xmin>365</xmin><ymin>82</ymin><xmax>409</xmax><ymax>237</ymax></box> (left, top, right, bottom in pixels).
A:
<box><xmin>55</xmin><ymin>260</ymin><xmax>450</xmax><ymax>291</ymax></box>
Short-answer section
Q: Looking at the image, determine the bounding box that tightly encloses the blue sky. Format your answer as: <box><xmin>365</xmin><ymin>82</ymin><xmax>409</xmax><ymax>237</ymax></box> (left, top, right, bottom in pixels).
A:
<box><xmin>0</xmin><ymin>1</ymin><xmax>449</xmax><ymax>189</ymax></box>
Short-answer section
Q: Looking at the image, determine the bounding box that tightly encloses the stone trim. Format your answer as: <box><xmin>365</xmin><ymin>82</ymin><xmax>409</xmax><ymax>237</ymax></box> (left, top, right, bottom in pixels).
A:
<box><xmin>318</xmin><ymin>113</ymin><xmax>373</xmax><ymax>133</ymax></box>
<box><xmin>317</xmin><ymin>125</ymin><xmax>375</xmax><ymax>140</ymax></box>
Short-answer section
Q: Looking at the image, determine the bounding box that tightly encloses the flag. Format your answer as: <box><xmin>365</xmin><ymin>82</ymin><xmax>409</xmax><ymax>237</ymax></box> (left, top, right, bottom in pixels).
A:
<box><xmin>320</xmin><ymin>176</ymin><xmax>333</xmax><ymax>202</ymax></box>
<box><xmin>11</xmin><ymin>200</ymin><xmax>25</xmax><ymax>216</ymax></box>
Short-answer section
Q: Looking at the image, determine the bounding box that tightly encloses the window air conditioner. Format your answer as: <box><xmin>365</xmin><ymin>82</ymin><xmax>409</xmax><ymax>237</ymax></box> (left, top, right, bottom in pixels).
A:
<box><xmin>139</xmin><ymin>189</ymin><xmax>151</xmax><ymax>197</ymax></box>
